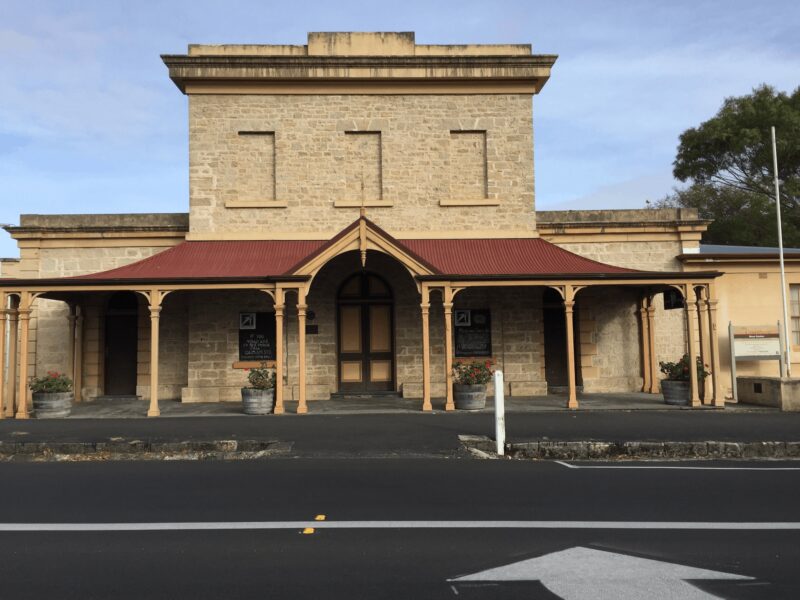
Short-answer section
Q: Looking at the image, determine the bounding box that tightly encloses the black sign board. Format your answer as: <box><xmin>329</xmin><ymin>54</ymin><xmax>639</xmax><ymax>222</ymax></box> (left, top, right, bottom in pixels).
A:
<box><xmin>454</xmin><ymin>308</ymin><xmax>492</xmax><ymax>357</ymax></box>
<box><xmin>238</xmin><ymin>312</ymin><xmax>276</xmax><ymax>361</ymax></box>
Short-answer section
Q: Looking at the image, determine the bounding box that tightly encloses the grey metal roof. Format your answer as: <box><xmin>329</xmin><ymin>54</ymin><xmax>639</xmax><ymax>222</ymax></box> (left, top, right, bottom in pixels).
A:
<box><xmin>700</xmin><ymin>244</ymin><xmax>800</xmax><ymax>255</ymax></box>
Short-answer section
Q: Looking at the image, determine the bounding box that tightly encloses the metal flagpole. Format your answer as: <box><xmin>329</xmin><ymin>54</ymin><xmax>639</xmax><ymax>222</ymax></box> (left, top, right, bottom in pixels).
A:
<box><xmin>772</xmin><ymin>126</ymin><xmax>792</xmax><ymax>377</ymax></box>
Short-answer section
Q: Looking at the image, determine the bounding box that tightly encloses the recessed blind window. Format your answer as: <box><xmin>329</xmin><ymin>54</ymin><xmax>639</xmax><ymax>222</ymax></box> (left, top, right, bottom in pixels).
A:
<box><xmin>344</xmin><ymin>131</ymin><xmax>382</xmax><ymax>202</ymax></box>
<box><xmin>235</xmin><ymin>131</ymin><xmax>276</xmax><ymax>201</ymax></box>
<box><xmin>450</xmin><ymin>130</ymin><xmax>487</xmax><ymax>200</ymax></box>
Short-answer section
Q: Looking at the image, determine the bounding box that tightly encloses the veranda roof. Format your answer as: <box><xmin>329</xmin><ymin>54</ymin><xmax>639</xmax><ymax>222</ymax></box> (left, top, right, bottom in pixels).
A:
<box><xmin>0</xmin><ymin>217</ymin><xmax>719</xmax><ymax>287</ymax></box>
<box><xmin>44</xmin><ymin>238</ymin><xmax>634</xmax><ymax>283</ymax></box>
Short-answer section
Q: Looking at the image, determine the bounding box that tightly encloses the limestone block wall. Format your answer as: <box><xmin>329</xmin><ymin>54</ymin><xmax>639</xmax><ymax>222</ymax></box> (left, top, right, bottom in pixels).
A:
<box><xmin>136</xmin><ymin>293</ymin><xmax>189</xmax><ymax>401</ymax></box>
<box><xmin>188</xmin><ymin>94</ymin><xmax>535</xmax><ymax>237</ymax></box>
<box><xmin>439</xmin><ymin>287</ymin><xmax>548</xmax><ymax>398</ymax></box>
<box><xmin>182</xmin><ymin>290</ymin><xmax>275</xmax><ymax>403</ymax></box>
<box><xmin>550</xmin><ymin>239</ymin><xmax>688</xmax><ymax>380</ymax></box>
<box><xmin>28</xmin><ymin>244</ymin><xmax>185</xmax><ymax>400</ymax></box>
<box><xmin>576</xmin><ymin>288</ymin><xmax>642</xmax><ymax>393</ymax></box>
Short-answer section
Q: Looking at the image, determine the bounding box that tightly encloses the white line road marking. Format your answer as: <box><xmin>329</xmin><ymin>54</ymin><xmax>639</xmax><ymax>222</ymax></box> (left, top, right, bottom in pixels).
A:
<box><xmin>554</xmin><ymin>460</ymin><xmax>800</xmax><ymax>470</ymax></box>
<box><xmin>1</xmin><ymin>520</ymin><xmax>799</xmax><ymax>532</ymax></box>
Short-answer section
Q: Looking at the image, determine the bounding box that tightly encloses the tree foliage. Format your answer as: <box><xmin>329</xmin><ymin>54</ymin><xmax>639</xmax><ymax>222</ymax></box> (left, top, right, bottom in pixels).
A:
<box><xmin>659</xmin><ymin>85</ymin><xmax>800</xmax><ymax>246</ymax></box>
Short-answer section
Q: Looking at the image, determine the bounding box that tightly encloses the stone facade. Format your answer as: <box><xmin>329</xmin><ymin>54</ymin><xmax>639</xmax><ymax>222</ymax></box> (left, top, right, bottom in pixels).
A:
<box><xmin>187</xmin><ymin>94</ymin><xmax>535</xmax><ymax>238</ymax></box>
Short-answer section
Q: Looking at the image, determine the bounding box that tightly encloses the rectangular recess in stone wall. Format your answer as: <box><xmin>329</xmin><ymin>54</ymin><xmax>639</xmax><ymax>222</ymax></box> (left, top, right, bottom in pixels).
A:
<box><xmin>344</xmin><ymin>131</ymin><xmax>382</xmax><ymax>202</ymax></box>
<box><xmin>449</xmin><ymin>130</ymin><xmax>487</xmax><ymax>200</ymax></box>
<box><xmin>235</xmin><ymin>131</ymin><xmax>276</xmax><ymax>201</ymax></box>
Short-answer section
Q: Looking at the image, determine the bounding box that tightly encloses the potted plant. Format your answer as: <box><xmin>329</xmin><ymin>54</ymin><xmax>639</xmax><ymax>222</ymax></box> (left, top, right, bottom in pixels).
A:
<box><xmin>241</xmin><ymin>363</ymin><xmax>276</xmax><ymax>415</ymax></box>
<box><xmin>659</xmin><ymin>354</ymin><xmax>710</xmax><ymax>405</ymax></box>
<box><xmin>29</xmin><ymin>371</ymin><xmax>74</xmax><ymax>418</ymax></box>
<box><xmin>453</xmin><ymin>360</ymin><xmax>494</xmax><ymax>410</ymax></box>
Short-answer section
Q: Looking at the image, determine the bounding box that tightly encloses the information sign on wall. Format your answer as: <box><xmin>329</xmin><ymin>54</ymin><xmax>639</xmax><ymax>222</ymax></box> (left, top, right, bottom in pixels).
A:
<box><xmin>454</xmin><ymin>309</ymin><xmax>492</xmax><ymax>357</ymax></box>
<box><xmin>238</xmin><ymin>312</ymin><xmax>276</xmax><ymax>361</ymax></box>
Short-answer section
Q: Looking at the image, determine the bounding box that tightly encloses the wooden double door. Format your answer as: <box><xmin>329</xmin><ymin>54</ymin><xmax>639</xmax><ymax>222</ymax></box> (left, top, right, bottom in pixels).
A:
<box><xmin>337</xmin><ymin>272</ymin><xmax>394</xmax><ymax>392</ymax></box>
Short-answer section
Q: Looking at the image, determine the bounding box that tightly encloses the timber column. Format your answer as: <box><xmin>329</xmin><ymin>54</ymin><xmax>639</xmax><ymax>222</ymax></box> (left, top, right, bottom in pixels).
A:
<box><xmin>706</xmin><ymin>284</ymin><xmax>723</xmax><ymax>406</ymax></box>
<box><xmin>638</xmin><ymin>295</ymin><xmax>651</xmax><ymax>394</ymax></box>
<box><xmin>296</xmin><ymin>289</ymin><xmax>308</xmax><ymax>414</ymax></box>
<box><xmin>564</xmin><ymin>286</ymin><xmax>578</xmax><ymax>409</ymax></box>
<box><xmin>684</xmin><ymin>285</ymin><xmax>701</xmax><ymax>407</ymax></box>
<box><xmin>15</xmin><ymin>293</ymin><xmax>33</xmax><ymax>419</ymax></box>
<box><xmin>274</xmin><ymin>288</ymin><xmax>285</xmax><ymax>415</ymax></box>
<box><xmin>421</xmin><ymin>286</ymin><xmax>432</xmax><ymax>412</ymax></box>
<box><xmin>696</xmin><ymin>288</ymin><xmax>711</xmax><ymax>404</ymax></box>
<box><xmin>443</xmin><ymin>286</ymin><xmax>455</xmax><ymax>411</ymax></box>
<box><xmin>73</xmin><ymin>307</ymin><xmax>84</xmax><ymax>402</ymax></box>
<box><xmin>66</xmin><ymin>305</ymin><xmax>76</xmax><ymax>400</ymax></box>
<box><xmin>646</xmin><ymin>297</ymin><xmax>659</xmax><ymax>394</ymax></box>
<box><xmin>5</xmin><ymin>297</ymin><xmax>18</xmax><ymax>417</ymax></box>
<box><xmin>0</xmin><ymin>294</ymin><xmax>6</xmax><ymax>419</ymax></box>
<box><xmin>147</xmin><ymin>299</ymin><xmax>162</xmax><ymax>417</ymax></box>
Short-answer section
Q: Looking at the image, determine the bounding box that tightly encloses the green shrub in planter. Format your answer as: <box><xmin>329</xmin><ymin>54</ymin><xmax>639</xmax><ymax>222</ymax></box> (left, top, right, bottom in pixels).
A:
<box><xmin>242</xmin><ymin>363</ymin><xmax>276</xmax><ymax>415</ymax></box>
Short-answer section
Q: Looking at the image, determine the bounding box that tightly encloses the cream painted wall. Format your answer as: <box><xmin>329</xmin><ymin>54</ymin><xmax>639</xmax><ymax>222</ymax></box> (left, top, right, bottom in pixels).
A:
<box><xmin>684</xmin><ymin>258</ymin><xmax>800</xmax><ymax>400</ymax></box>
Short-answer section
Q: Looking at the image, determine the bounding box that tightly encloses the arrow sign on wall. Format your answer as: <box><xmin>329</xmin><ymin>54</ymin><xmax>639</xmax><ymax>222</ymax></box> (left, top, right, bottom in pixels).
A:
<box><xmin>450</xmin><ymin>546</ymin><xmax>753</xmax><ymax>599</ymax></box>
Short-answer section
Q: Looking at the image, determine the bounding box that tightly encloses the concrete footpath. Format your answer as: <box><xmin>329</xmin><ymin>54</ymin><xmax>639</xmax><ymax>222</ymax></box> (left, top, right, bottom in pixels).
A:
<box><xmin>2</xmin><ymin>410</ymin><xmax>800</xmax><ymax>461</ymax></box>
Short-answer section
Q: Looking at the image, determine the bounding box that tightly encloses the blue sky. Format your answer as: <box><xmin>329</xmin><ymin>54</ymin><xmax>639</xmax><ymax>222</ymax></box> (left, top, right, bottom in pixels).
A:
<box><xmin>1</xmin><ymin>0</ymin><xmax>798</xmax><ymax>257</ymax></box>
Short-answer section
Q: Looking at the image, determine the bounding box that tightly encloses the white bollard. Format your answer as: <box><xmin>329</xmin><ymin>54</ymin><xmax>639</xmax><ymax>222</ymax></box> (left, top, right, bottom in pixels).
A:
<box><xmin>494</xmin><ymin>370</ymin><xmax>505</xmax><ymax>456</ymax></box>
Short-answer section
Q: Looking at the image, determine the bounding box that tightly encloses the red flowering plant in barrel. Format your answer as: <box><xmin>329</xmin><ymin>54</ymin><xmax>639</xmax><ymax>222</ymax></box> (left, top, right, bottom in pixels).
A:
<box><xmin>453</xmin><ymin>359</ymin><xmax>494</xmax><ymax>385</ymax></box>
<box><xmin>658</xmin><ymin>354</ymin><xmax>709</xmax><ymax>382</ymax></box>
<box><xmin>28</xmin><ymin>371</ymin><xmax>73</xmax><ymax>393</ymax></box>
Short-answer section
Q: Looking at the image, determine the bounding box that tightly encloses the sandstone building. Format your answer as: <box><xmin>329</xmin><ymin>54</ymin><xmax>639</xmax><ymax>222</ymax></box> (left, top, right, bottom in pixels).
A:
<box><xmin>0</xmin><ymin>32</ymin><xmax>722</xmax><ymax>417</ymax></box>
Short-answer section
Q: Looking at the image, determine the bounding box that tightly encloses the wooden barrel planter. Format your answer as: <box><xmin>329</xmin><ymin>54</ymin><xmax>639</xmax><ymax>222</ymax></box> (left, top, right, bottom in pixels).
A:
<box><xmin>242</xmin><ymin>388</ymin><xmax>275</xmax><ymax>415</ymax></box>
<box><xmin>32</xmin><ymin>392</ymin><xmax>73</xmax><ymax>418</ymax></box>
<box><xmin>454</xmin><ymin>384</ymin><xmax>487</xmax><ymax>410</ymax></box>
<box><xmin>661</xmin><ymin>380</ymin><xmax>690</xmax><ymax>406</ymax></box>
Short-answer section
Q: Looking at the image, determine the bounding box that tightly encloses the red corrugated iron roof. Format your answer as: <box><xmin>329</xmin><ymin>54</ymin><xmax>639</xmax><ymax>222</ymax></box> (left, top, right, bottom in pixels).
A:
<box><xmin>74</xmin><ymin>240</ymin><xmax>326</xmax><ymax>280</ymax></box>
<box><xmin>402</xmin><ymin>238</ymin><xmax>636</xmax><ymax>276</ymax></box>
<box><xmin>69</xmin><ymin>234</ymin><xmax>635</xmax><ymax>282</ymax></box>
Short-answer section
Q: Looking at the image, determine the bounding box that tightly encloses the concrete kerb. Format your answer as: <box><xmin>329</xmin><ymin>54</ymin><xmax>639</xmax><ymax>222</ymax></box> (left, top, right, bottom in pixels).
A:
<box><xmin>0</xmin><ymin>440</ymin><xmax>291</xmax><ymax>462</ymax></box>
<box><xmin>458</xmin><ymin>435</ymin><xmax>800</xmax><ymax>460</ymax></box>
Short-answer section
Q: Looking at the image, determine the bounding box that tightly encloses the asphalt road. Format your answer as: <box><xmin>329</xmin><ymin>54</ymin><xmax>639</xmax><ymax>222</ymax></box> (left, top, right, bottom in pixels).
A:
<box><xmin>0</xmin><ymin>459</ymin><xmax>798</xmax><ymax>599</ymax></box>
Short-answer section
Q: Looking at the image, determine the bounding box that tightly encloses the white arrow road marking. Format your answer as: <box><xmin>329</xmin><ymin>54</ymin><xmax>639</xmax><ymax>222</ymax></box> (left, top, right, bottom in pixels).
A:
<box><xmin>555</xmin><ymin>460</ymin><xmax>800</xmax><ymax>470</ymax></box>
<box><xmin>450</xmin><ymin>546</ymin><xmax>753</xmax><ymax>600</ymax></box>
<box><xmin>0</xmin><ymin>520</ymin><xmax>799</xmax><ymax>531</ymax></box>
